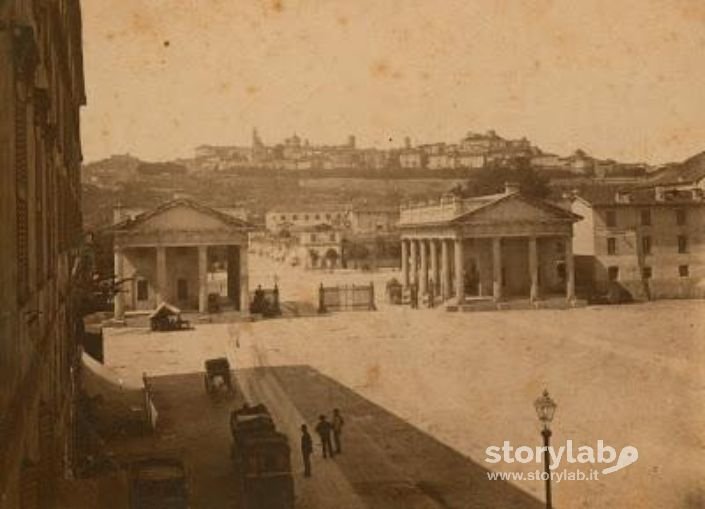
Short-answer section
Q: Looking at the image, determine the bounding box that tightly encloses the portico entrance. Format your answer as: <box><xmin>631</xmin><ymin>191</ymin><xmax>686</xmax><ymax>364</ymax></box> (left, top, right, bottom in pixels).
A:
<box><xmin>399</xmin><ymin>186</ymin><xmax>580</xmax><ymax>306</ymax></box>
<box><xmin>113</xmin><ymin>199</ymin><xmax>253</xmax><ymax>318</ymax></box>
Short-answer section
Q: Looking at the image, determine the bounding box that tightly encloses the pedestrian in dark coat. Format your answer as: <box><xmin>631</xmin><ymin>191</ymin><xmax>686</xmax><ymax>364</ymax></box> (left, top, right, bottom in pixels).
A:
<box><xmin>332</xmin><ymin>408</ymin><xmax>345</xmax><ymax>454</ymax></box>
<box><xmin>315</xmin><ymin>415</ymin><xmax>334</xmax><ymax>459</ymax></box>
<box><xmin>301</xmin><ymin>424</ymin><xmax>313</xmax><ymax>477</ymax></box>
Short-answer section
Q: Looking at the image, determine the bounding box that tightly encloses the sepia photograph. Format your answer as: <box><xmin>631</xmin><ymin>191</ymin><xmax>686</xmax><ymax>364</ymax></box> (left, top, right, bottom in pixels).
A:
<box><xmin>1</xmin><ymin>0</ymin><xmax>704</xmax><ymax>508</ymax></box>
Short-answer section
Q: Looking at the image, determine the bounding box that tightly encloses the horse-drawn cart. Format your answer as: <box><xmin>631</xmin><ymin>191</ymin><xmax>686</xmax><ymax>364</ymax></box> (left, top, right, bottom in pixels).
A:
<box><xmin>203</xmin><ymin>357</ymin><xmax>233</xmax><ymax>394</ymax></box>
<box><xmin>149</xmin><ymin>303</ymin><xmax>191</xmax><ymax>332</ymax></box>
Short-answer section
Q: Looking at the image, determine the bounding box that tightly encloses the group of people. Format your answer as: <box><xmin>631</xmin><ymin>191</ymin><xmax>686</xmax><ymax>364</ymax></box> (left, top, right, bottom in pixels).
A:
<box><xmin>249</xmin><ymin>284</ymin><xmax>280</xmax><ymax>317</ymax></box>
<box><xmin>300</xmin><ymin>408</ymin><xmax>344</xmax><ymax>477</ymax></box>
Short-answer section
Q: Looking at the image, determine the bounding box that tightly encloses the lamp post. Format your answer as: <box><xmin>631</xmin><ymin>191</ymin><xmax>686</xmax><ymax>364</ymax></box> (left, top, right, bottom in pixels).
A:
<box><xmin>534</xmin><ymin>389</ymin><xmax>557</xmax><ymax>509</ymax></box>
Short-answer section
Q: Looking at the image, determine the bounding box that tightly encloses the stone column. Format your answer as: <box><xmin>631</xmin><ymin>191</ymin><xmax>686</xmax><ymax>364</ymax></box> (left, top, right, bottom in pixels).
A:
<box><xmin>401</xmin><ymin>239</ymin><xmax>410</xmax><ymax>288</ymax></box>
<box><xmin>198</xmin><ymin>245</ymin><xmax>208</xmax><ymax>313</ymax></box>
<box><xmin>441</xmin><ymin>239</ymin><xmax>451</xmax><ymax>300</ymax></box>
<box><xmin>430</xmin><ymin>239</ymin><xmax>439</xmax><ymax>294</ymax></box>
<box><xmin>454</xmin><ymin>238</ymin><xmax>465</xmax><ymax>304</ymax></box>
<box><xmin>565</xmin><ymin>237</ymin><xmax>576</xmax><ymax>302</ymax></box>
<box><xmin>492</xmin><ymin>237</ymin><xmax>503</xmax><ymax>302</ymax></box>
<box><xmin>410</xmin><ymin>239</ymin><xmax>418</xmax><ymax>286</ymax></box>
<box><xmin>240</xmin><ymin>244</ymin><xmax>250</xmax><ymax>315</ymax></box>
<box><xmin>529</xmin><ymin>237</ymin><xmax>539</xmax><ymax>302</ymax></box>
<box><xmin>419</xmin><ymin>239</ymin><xmax>428</xmax><ymax>296</ymax></box>
<box><xmin>113</xmin><ymin>247</ymin><xmax>125</xmax><ymax>319</ymax></box>
<box><xmin>475</xmin><ymin>240</ymin><xmax>483</xmax><ymax>297</ymax></box>
<box><xmin>155</xmin><ymin>246</ymin><xmax>167</xmax><ymax>304</ymax></box>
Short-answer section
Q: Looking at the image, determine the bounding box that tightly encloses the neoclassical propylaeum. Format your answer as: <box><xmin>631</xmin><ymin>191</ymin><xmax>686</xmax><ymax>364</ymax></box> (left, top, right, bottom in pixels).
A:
<box><xmin>399</xmin><ymin>184</ymin><xmax>581</xmax><ymax>306</ymax></box>
<box><xmin>112</xmin><ymin>199</ymin><xmax>253</xmax><ymax>318</ymax></box>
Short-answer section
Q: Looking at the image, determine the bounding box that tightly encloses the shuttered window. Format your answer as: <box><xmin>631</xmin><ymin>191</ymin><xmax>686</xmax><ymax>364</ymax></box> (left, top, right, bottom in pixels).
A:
<box><xmin>16</xmin><ymin>93</ymin><xmax>29</xmax><ymax>304</ymax></box>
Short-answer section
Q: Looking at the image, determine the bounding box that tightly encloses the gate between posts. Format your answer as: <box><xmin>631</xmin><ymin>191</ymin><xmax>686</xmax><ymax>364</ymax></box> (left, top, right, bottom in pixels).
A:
<box><xmin>318</xmin><ymin>282</ymin><xmax>376</xmax><ymax>313</ymax></box>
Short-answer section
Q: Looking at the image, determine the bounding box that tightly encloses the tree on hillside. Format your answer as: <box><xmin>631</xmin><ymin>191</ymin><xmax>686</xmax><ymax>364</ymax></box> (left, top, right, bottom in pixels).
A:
<box><xmin>462</xmin><ymin>157</ymin><xmax>550</xmax><ymax>199</ymax></box>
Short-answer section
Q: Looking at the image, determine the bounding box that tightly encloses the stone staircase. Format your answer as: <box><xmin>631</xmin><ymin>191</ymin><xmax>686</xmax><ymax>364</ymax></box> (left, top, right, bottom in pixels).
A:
<box><xmin>446</xmin><ymin>296</ymin><xmax>587</xmax><ymax>312</ymax></box>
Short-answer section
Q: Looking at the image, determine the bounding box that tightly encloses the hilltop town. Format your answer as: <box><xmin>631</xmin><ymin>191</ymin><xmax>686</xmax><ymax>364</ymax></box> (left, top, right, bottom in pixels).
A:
<box><xmin>80</xmin><ymin>128</ymin><xmax>671</xmax><ymax>227</ymax></box>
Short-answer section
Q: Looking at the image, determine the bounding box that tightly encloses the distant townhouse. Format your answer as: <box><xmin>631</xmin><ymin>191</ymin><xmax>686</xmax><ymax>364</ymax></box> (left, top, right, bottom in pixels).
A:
<box><xmin>571</xmin><ymin>186</ymin><xmax>705</xmax><ymax>300</ymax></box>
<box><xmin>265</xmin><ymin>205</ymin><xmax>349</xmax><ymax>233</ymax></box>
<box><xmin>427</xmin><ymin>153</ymin><xmax>458</xmax><ymax>170</ymax></box>
<box><xmin>531</xmin><ymin>153</ymin><xmax>566</xmax><ymax>170</ymax></box>
<box><xmin>297</xmin><ymin>224</ymin><xmax>343</xmax><ymax>269</ymax></box>
<box><xmin>360</xmin><ymin>148</ymin><xmax>389</xmax><ymax>170</ymax></box>
<box><xmin>348</xmin><ymin>205</ymin><xmax>400</xmax><ymax>234</ymax></box>
<box><xmin>399</xmin><ymin>149</ymin><xmax>425</xmax><ymax>169</ymax></box>
<box><xmin>456</xmin><ymin>152</ymin><xmax>486</xmax><ymax>169</ymax></box>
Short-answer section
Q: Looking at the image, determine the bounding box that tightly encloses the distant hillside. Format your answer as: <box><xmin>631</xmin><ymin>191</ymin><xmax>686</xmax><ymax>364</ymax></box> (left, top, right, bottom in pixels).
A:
<box><xmin>82</xmin><ymin>154</ymin><xmax>142</xmax><ymax>182</ymax></box>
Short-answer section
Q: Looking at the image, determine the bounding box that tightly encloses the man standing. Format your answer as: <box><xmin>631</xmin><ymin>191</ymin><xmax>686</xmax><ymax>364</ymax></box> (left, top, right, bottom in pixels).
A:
<box><xmin>332</xmin><ymin>408</ymin><xmax>345</xmax><ymax>454</ymax></box>
<box><xmin>315</xmin><ymin>415</ymin><xmax>334</xmax><ymax>459</ymax></box>
<box><xmin>301</xmin><ymin>424</ymin><xmax>313</xmax><ymax>477</ymax></box>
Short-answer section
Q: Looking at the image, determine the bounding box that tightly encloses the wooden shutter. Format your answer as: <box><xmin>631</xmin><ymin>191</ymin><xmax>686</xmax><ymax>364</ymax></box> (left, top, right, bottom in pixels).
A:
<box><xmin>16</xmin><ymin>92</ymin><xmax>30</xmax><ymax>304</ymax></box>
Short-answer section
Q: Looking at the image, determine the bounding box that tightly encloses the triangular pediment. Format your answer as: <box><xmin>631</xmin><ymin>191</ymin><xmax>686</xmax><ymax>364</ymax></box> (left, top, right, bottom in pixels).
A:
<box><xmin>454</xmin><ymin>194</ymin><xmax>577</xmax><ymax>224</ymax></box>
<box><xmin>119</xmin><ymin>199</ymin><xmax>251</xmax><ymax>233</ymax></box>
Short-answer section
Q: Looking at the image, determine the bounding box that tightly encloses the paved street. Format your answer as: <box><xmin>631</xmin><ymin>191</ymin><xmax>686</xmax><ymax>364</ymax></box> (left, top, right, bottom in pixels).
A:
<box><xmin>103</xmin><ymin>257</ymin><xmax>705</xmax><ymax>509</ymax></box>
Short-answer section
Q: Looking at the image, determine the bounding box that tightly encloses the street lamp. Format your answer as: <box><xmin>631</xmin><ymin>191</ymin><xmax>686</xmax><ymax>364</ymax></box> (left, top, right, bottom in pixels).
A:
<box><xmin>534</xmin><ymin>389</ymin><xmax>557</xmax><ymax>509</ymax></box>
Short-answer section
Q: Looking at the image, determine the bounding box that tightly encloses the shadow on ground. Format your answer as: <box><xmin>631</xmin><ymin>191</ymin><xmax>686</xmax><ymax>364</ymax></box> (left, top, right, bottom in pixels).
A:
<box><xmin>103</xmin><ymin>367</ymin><xmax>543</xmax><ymax>509</ymax></box>
<box><xmin>104</xmin><ymin>372</ymin><xmax>245</xmax><ymax>509</ymax></box>
<box><xmin>258</xmin><ymin>364</ymin><xmax>544</xmax><ymax>509</ymax></box>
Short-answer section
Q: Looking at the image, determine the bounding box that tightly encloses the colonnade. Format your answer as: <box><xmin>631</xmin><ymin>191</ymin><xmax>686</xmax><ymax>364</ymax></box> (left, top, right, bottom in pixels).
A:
<box><xmin>400</xmin><ymin>236</ymin><xmax>575</xmax><ymax>304</ymax></box>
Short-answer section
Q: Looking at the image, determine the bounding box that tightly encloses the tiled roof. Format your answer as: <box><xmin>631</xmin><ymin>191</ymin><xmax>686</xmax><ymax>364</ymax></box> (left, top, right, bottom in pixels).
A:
<box><xmin>649</xmin><ymin>150</ymin><xmax>705</xmax><ymax>186</ymax></box>
<box><xmin>113</xmin><ymin>198</ymin><xmax>254</xmax><ymax>230</ymax></box>
<box><xmin>574</xmin><ymin>184</ymin><xmax>704</xmax><ymax>206</ymax></box>
<box><xmin>268</xmin><ymin>204</ymin><xmax>348</xmax><ymax>213</ymax></box>
<box><xmin>450</xmin><ymin>192</ymin><xmax>579</xmax><ymax>222</ymax></box>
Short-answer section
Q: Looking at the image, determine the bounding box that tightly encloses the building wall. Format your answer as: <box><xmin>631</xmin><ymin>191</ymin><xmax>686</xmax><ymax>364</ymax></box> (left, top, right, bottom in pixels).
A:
<box><xmin>0</xmin><ymin>1</ymin><xmax>86</xmax><ymax>506</ymax></box>
<box><xmin>265</xmin><ymin>209</ymin><xmax>346</xmax><ymax>232</ymax></box>
<box><xmin>571</xmin><ymin>200</ymin><xmax>596</xmax><ymax>256</ymax></box>
<box><xmin>299</xmin><ymin>231</ymin><xmax>342</xmax><ymax>269</ymax></box>
<box><xmin>122</xmin><ymin>248</ymin><xmax>158</xmax><ymax>310</ymax></box>
<box><xmin>573</xmin><ymin>200</ymin><xmax>705</xmax><ymax>299</ymax></box>
<box><xmin>399</xmin><ymin>151</ymin><xmax>423</xmax><ymax>169</ymax></box>
<box><xmin>350</xmin><ymin>209</ymin><xmax>399</xmax><ymax>234</ymax></box>
<box><xmin>166</xmin><ymin>247</ymin><xmax>199</xmax><ymax>310</ymax></box>
<box><xmin>462</xmin><ymin>236</ymin><xmax>566</xmax><ymax>297</ymax></box>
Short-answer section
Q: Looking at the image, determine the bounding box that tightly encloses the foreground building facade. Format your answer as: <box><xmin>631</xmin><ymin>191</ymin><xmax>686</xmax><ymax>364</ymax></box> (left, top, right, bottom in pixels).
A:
<box><xmin>0</xmin><ymin>1</ymin><xmax>86</xmax><ymax>507</ymax></box>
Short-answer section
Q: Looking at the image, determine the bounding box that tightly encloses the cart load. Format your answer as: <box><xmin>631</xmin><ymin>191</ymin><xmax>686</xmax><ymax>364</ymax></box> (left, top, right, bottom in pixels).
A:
<box><xmin>229</xmin><ymin>403</ymin><xmax>294</xmax><ymax>509</ymax></box>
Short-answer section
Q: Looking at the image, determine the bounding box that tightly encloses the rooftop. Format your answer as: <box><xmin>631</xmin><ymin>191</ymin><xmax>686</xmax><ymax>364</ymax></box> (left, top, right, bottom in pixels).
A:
<box><xmin>573</xmin><ymin>184</ymin><xmax>705</xmax><ymax>207</ymax></box>
<box><xmin>399</xmin><ymin>184</ymin><xmax>515</xmax><ymax>225</ymax></box>
<box><xmin>648</xmin><ymin>150</ymin><xmax>705</xmax><ymax>186</ymax></box>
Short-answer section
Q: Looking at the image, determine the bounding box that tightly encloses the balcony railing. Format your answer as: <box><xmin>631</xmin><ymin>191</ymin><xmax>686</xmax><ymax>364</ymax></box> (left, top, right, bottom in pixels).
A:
<box><xmin>399</xmin><ymin>195</ymin><xmax>465</xmax><ymax>225</ymax></box>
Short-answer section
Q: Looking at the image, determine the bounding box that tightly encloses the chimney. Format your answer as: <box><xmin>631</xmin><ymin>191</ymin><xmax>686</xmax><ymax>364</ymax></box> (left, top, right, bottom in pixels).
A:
<box><xmin>404</xmin><ymin>136</ymin><xmax>412</xmax><ymax>150</ymax></box>
<box><xmin>504</xmin><ymin>182</ymin><xmax>520</xmax><ymax>195</ymax></box>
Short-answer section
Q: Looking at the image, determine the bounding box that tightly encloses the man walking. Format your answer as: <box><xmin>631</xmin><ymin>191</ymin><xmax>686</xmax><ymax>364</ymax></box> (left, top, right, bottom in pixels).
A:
<box><xmin>315</xmin><ymin>414</ymin><xmax>334</xmax><ymax>459</ymax></box>
<box><xmin>332</xmin><ymin>408</ymin><xmax>345</xmax><ymax>454</ymax></box>
<box><xmin>301</xmin><ymin>424</ymin><xmax>313</xmax><ymax>477</ymax></box>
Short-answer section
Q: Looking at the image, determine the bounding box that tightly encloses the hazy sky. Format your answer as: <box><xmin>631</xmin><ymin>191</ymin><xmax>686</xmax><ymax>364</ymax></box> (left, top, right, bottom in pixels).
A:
<box><xmin>81</xmin><ymin>0</ymin><xmax>705</xmax><ymax>164</ymax></box>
